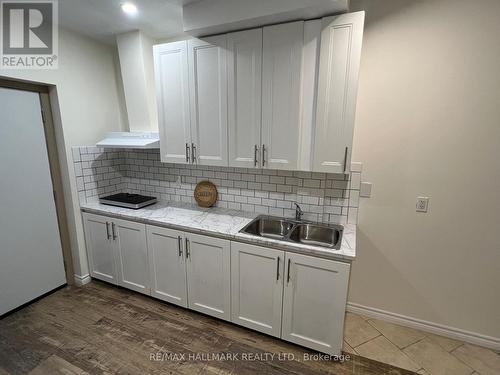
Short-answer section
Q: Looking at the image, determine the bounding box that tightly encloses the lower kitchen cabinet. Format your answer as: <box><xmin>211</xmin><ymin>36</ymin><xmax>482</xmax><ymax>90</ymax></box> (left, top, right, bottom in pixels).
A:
<box><xmin>113</xmin><ymin>218</ymin><xmax>150</xmax><ymax>294</ymax></box>
<box><xmin>186</xmin><ymin>233</ymin><xmax>231</xmax><ymax>321</ymax></box>
<box><xmin>146</xmin><ymin>225</ymin><xmax>231</xmax><ymax>320</ymax></box>
<box><xmin>83</xmin><ymin>213</ymin><xmax>117</xmax><ymax>284</ymax></box>
<box><xmin>147</xmin><ymin>226</ymin><xmax>188</xmax><ymax>307</ymax></box>
<box><xmin>83</xmin><ymin>213</ymin><xmax>150</xmax><ymax>294</ymax></box>
<box><xmin>281</xmin><ymin>252</ymin><xmax>350</xmax><ymax>355</ymax></box>
<box><xmin>83</xmin><ymin>212</ymin><xmax>351</xmax><ymax>356</ymax></box>
<box><xmin>230</xmin><ymin>242</ymin><xmax>284</xmax><ymax>337</ymax></box>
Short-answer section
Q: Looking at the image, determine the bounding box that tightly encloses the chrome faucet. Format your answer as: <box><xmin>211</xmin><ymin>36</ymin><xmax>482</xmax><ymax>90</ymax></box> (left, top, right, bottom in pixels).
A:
<box><xmin>294</xmin><ymin>202</ymin><xmax>303</xmax><ymax>221</ymax></box>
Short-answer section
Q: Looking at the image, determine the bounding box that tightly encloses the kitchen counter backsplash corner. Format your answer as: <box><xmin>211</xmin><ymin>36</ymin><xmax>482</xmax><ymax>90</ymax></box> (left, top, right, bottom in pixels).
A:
<box><xmin>72</xmin><ymin>147</ymin><xmax>362</xmax><ymax>225</ymax></box>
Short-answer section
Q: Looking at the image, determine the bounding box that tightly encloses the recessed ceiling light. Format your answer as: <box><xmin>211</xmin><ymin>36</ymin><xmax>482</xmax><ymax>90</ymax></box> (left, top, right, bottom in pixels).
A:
<box><xmin>121</xmin><ymin>2</ymin><xmax>138</xmax><ymax>16</ymax></box>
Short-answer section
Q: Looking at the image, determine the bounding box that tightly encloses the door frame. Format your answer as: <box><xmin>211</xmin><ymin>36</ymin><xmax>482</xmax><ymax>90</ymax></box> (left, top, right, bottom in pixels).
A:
<box><xmin>0</xmin><ymin>78</ymin><xmax>74</xmax><ymax>284</ymax></box>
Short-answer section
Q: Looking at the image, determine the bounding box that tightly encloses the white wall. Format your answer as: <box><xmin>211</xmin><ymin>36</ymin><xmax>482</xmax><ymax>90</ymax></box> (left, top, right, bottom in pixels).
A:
<box><xmin>0</xmin><ymin>27</ymin><xmax>127</xmax><ymax>280</ymax></box>
<box><xmin>349</xmin><ymin>0</ymin><xmax>500</xmax><ymax>340</ymax></box>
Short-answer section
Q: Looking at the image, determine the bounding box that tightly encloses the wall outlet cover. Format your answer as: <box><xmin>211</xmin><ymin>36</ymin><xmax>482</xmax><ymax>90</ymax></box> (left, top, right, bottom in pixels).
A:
<box><xmin>416</xmin><ymin>197</ymin><xmax>429</xmax><ymax>212</ymax></box>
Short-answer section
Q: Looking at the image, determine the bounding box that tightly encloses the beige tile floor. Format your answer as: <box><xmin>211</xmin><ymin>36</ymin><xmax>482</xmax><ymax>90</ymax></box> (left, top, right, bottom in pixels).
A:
<box><xmin>343</xmin><ymin>312</ymin><xmax>500</xmax><ymax>375</ymax></box>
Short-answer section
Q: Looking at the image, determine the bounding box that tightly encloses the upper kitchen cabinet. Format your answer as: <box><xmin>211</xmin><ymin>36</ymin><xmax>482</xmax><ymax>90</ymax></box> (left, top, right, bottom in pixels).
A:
<box><xmin>188</xmin><ymin>36</ymin><xmax>229</xmax><ymax>166</ymax></box>
<box><xmin>312</xmin><ymin>12</ymin><xmax>365</xmax><ymax>173</ymax></box>
<box><xmin>261</xmin><ymin>21</ymin><xmax>304</xmax><ymax>170</ymax></box>
<box><xmin>154</xmin><ymin>37</ymin><xmax>229</xmax><ymax>166</ymax></box>
<box><xmin>153</xmin><ymin>12</ymin><xmax>364</xmax><ymax>172</ymax></box>
<box><xmin>227</xmin><ymin>28</ymin><xmax>263</xmax><ymax>168</ymax></box>
<box><xmin>227</xmin><ymin>22</ymin><xmax>309</xmax><ymax>170</ymax></box>
<box><xmin>154</xmin><ymin>41</ymin><xmax>191</xmax><ymax>164</ymax></box>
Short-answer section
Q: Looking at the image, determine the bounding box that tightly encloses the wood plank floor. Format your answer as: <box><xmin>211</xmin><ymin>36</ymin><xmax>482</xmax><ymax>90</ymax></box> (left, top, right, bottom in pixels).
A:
<box><xmin>0</xmin><ymin>281</ymin><xmax>418</xmax><ymax>375</ymax></box>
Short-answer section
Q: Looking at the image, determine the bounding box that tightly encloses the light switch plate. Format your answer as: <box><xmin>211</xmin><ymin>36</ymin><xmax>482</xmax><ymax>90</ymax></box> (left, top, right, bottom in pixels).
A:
<box><xmin>360</xmin><ymin>182</ymin><xmax>372</xmax><ymax>198</ymax></box>
<box><xmin>416</xmin><ymin>197</ymin><xmax>429</xmax><ymax>212</ymax></box>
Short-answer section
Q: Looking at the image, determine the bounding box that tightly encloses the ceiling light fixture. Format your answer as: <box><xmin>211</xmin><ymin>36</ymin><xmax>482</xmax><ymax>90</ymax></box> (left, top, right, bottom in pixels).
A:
<box><xmin>121</xmin><ymin>2</ymin><xmax>138</xmax><ymax>16</ymax></box>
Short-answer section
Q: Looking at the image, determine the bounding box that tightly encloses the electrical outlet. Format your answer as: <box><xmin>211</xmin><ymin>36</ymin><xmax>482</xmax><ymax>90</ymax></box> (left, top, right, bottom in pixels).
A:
<box><xmin>416</xmin><ymin>197</ymin><xmax>429</xmax><ymax>212</ymax></box>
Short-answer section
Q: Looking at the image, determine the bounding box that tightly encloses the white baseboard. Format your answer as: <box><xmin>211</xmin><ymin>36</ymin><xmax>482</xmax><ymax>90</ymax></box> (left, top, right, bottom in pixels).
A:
<box><xmin>347</xmin><ymin>302</ymin><xmax>500</xmax><ymax>351</ymax></box>
<box><xmin>73</xmin><ymin>274</ymin><xmax>91</xmax><ymax>286</ymax></box>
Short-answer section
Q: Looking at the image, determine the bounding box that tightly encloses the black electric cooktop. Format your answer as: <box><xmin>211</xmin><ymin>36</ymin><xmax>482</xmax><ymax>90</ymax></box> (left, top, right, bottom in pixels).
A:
<box><xmin>99</xmin><ymin>193</ymin><xmax>157</xmax><ymax>209</ymax></box>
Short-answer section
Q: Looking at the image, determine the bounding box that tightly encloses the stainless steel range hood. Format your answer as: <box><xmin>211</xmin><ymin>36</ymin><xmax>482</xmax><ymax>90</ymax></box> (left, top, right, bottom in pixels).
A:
<box><xmin>96</xmin><ymin>132</ymin><xmax>159</xmax><ymax>149</ymax></box>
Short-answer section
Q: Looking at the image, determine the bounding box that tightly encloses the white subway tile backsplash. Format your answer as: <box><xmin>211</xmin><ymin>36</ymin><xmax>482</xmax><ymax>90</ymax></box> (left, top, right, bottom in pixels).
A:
<box><xmin>269</xmin><ymin>207</ymin><xmax>284</xmax><ymax>216</ymax></box>
<box><xmin>269</xmin><ymin>192</ymin><xmax>284</xmax><ymax>200</ymax></box>
<box><xmin>303</xmin><ymin>179</ymin><xmax>321</xmax><ymax>188</ymax></box>
<box><xmin>348</xmin><ymin>208</ymin><xmax>358</xmax><ymax>224</ymax></box>
<box><xmin>255</xmin><ymin>191</ymin><xmax>269</xmax><ymax>199</ymax></box>
<box><xmin>350</xmin><ymin>162</ymin><xmax>363</xmax><ymax>173</ymax></box>
<box><xmin>71</xmin><ymin>147</ymin><xmax>362</xmax><ymax>224</ymax></box>
<box><xmin>350</xmin><ymin>172</ymin><xmax>361</xmax><ymax>190</ymax></box>
<box><xmin>349</xmin><ymin>190</ymin><xmax>360</xmax><ymax>208</ymax></box>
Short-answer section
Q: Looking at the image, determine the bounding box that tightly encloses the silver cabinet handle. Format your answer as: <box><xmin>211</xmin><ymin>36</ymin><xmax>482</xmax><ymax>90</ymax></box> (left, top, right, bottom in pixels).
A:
<box><xmin>185</xmin><ymin>237</ymin><xmax>190</xmax><ymax>259</ymax></box>
<box><xmin>254</xmin><ymin>145</ymin><xmax>258</xmax><ymax>167</ymax></box>
<box><xmin>106</xmin><ymin>222</ymin><xmax>111</xmax><ymax>240</ymax></box>
<box><xmin>111</xmin><ymin>222</ymin><xmax>117</xmax><ymax>240</ymax></box>
<box><xmin>276</xmin><ymin>256</ymin><xmax>280</xmax><ymax>281</ymax></box>
<box><xmin>177</xmin><ymin>236</ymin><xmax>183</xmax><ymax>257</ymax></box>
<box><xmin>343</xmin><ymin>146</ymin><xmax>348</xmax><ymax>173</ymax></box>
<box><xmin>185</xmin><ymin>143</ymin><xmax>190</xmax><ymax>163</ymax></box>
<box><xmin>191</xmin><ymin>143</ymin><xmax>196</xmax><ymax>163</ymax></box>
<box><xmin>262</xmin><ymin>144</ymin><xmax>266</xmax><ymax>167</ymax></box>
<box><xmin>287</xmin><ymin>258</ymin><xmax>291</xmax><ymax>284</ymax></box>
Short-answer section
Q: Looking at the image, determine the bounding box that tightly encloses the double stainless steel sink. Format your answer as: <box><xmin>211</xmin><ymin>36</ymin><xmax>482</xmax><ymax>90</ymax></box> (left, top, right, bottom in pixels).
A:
<box><xmin>240</xmin><ymin>216</ymin><xmax>343</xmax><ymax>249</ymax></box>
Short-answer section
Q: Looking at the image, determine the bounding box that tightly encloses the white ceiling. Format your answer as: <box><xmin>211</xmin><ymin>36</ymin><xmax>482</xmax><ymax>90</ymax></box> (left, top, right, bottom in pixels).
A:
<box><xmin>59</xmin><ymin>0</ymin><xmax>350</xmax><ymax>44</ymax></box>
<box><xmin>59</xmin><ymin>0</ymin><xmax>187</xmax><ymax>44</ymax></box>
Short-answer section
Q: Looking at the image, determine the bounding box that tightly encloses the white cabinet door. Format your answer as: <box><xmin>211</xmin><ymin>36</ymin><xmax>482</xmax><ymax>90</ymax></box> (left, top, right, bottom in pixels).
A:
<box><xmin>227</xmin><ymin>28</ymin><xmax>263</xmax><ymax>168</ymax></box>
<box><xmin>83</xmin><ymin>213</ymin><xmax>117</xmax><ymax>284</ymax></box>
<box><xmin>313</xmin><ymin>12</ymin><xmax>364</xmax><ymax>173</ymax></box>
<box><xmin>185</xmin><ymin>233</ymin><xmax>231</xmax><ymax>321</ymax></box>
<box><xmin>146</xmin><ymin>225</ymin><xmax>188</xmax><ymax>307</ymax></box>
<box><xmin>282</xmin><ymin>253</ymin><xmax>350</xmax><ymax>355</ymax></box>
<box><xmin>261</xmin><ymin>21</ymin><xmax>304</xmax><ymax>170</ymax></box>
<box><xmin>188</xmin><ymin>37</ymin><xmax>228</xmax><ymax>167</ymax></box>
<box><xmin>113</xmin><ymin>218</ymin><xmax>150</xmax><ymax>295</ymax></box>
<box><xmin>231</xmin><ymin>242</ymin><xmax>284</xmax><ymax>337</ymax></box>
<box><xmin>154</xmin><ymin>41</ymin><xmax>191</xmax><ymax>164</ymax></box>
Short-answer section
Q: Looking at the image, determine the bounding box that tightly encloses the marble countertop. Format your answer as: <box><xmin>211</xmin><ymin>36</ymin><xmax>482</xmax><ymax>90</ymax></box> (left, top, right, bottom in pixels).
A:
<box><xmin>80</xmin><ymin>200</ymin><xmax>356</xmax><ymax>261</ymax></box>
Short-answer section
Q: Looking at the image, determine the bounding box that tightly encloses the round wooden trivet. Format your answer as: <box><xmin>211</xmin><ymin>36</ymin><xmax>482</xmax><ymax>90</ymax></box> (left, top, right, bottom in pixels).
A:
<box><xmin>194</xmin><ymin>181</ymin><xmax>218</xmax><ymax>207</ymax></box>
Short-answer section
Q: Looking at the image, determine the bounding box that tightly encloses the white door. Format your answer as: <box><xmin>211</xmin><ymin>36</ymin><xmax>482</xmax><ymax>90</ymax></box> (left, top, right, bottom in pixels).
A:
<box><xmin>313</xmin><ymin>12</ymin><xmax>365</xmax><ymax>173</ymax></box>
<box><xmin>188</xmin><ymin>36</ymin><xmax>228</xmax><ymax>166</ymax></box>
<box><xmin>83</xmin><ymin>213</ymin><xmax>117</xmax><ymax>284</ymax></box>
<box><xmin>113</xmin><ymin>218</ymin><xmax>150</xmax><ymax>294</ymax></box>
<box><xmin>0</xmin><ymin>87</ymin><xmax>67</xmax><ymax>315</ymax></box>
<box><xmin>185</xmin><ymin>233</ymin><xmax>231</xmax><ymax>320</ymax></box>
<box><xmin>227</xmin><ymin>28</ymin><xmax>263</xmax><ymax>168</ymax></box>
<box><xmin>282</xmin><ymin>253</ymin><xmax>350</xmax><ymax>356</ymax></box>
<box><xmin>231</xmin><ymin>242</ymin><xmax>284</xmax><ymax>337</ymax></box>
<box><xmin>147</xmin><ymin>225</ymin><xmax>188</xmax><ymax>307</ymax></box>
<box><xmin>154</xmin><ymin>41</ymin><xmax>192</xmax><ymax>164</ymax></box>
<box><xmin>261</xmin><ymin>21</ymin><xmax>304</xmax><ymax>170</ymax></box>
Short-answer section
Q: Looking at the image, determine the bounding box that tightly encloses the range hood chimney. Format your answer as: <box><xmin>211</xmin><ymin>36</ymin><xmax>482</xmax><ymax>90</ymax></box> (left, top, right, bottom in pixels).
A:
<box><xmin>96</xmin><ymin>31</ymin><xmax>160</xmax><ymax>149</ymax></box>
<box><xmin>116</xmin><ymin>30</ymin><xmax>157</xmax><ymax>133</ymax></box>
